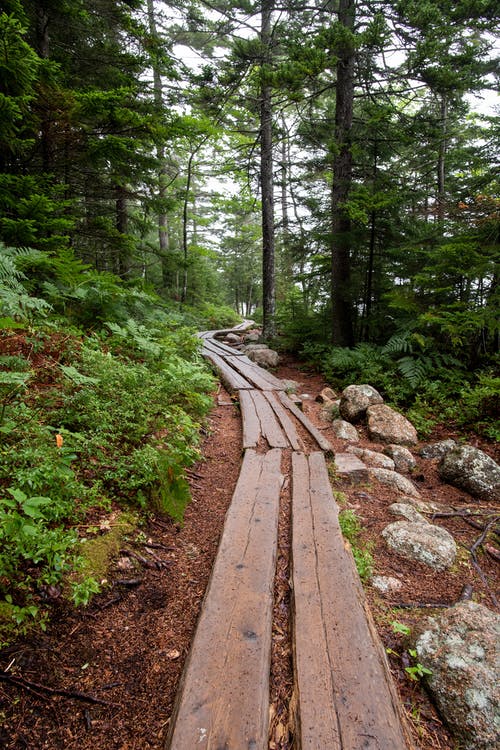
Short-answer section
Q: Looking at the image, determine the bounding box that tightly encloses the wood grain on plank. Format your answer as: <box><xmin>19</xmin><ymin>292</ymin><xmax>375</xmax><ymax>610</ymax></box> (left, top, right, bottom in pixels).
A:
<box><xmin>292</xmin><ymin>451</ymin><xmax>411</xmax><ymax>750</ymax></box>
<box><xmin>203</xmin><ymin>350</ymin><xmax>252</xmax><ymax>391</ymax></box>
<box><xmin>239</xmin><ymin>389</ymin><xmax>261</xmax><ymax>449</ymax></box>
<box><xmin>202</xmin><ymin>337</ymin><xmax>244</xmax><ymax>357</ymax></box>
<box><xmin>226</xmin><ymin>354</ymin><xmax>282</xmax><ymax>391</ymax></box>
<box><xmin>278</xmin><ymin>392</ymin><xmax>333</xmax><ymax>454</ymax></box>
<box><xmin>250</xmin><ymin>390</ymin><xmax>289</xmax><ymax>448</ymax></box>
<box><xmin>263</xmin><ymin>391</ymin><xmax>303</xmax><ymax>451</ymax></box>
<box><xmin>165</xmin><ymin>449</ymin><xmax>283</xmax><ymax>750</ymax></box>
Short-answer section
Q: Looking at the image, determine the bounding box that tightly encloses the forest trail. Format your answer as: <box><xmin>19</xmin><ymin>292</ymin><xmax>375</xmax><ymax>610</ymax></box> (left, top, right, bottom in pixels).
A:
<box><xmin>165</xmin><ymin>330</ymin><xmax>413</xmax><ymax>750</ymax></box>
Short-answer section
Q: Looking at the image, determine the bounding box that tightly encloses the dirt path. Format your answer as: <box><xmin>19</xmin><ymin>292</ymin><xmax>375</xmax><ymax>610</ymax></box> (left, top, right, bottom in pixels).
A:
<box><xmin>0</xmin><ymin>349</ymin><xmax>498</xmax><ymax>750</ymax></box>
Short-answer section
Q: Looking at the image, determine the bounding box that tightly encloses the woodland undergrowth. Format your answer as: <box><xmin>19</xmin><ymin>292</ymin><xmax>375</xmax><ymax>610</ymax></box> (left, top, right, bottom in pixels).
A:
<box><xmin>0</xmin><ymin>247</ymin><xmax>238</xmax><ymax>645</ymax></box>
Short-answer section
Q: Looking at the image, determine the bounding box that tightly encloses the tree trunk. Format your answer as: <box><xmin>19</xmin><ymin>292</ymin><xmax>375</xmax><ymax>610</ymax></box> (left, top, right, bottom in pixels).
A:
<box><xmin>436</xmin><ymin>94</ymin><xmax>447</xmax><ymax>223</ymax></box>
<box><xmin>116</xmin><ymin>186</ymin><xmax>130</xmax><ymax>278</ymax></box>
<box><xmin>260</xmin><ymin>0</ymin><xmax>276</xmax><ymax>340</ymax></box>
<box><xmin>146</xmin><ymin>0</ymin><xmax>171</xmax><ymax>287</ymax></box>
<box><xmin>330</xmin><ymin>0</ymin><xmax>355</xmax><ymax>347</ymax></box>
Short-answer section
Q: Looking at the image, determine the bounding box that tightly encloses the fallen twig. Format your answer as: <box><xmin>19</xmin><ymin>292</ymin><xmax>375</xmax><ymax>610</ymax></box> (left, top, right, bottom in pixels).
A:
<box><xmin>0</xmin><ymin>673</ymin><xmax>119</xmax><ymax>707</ymax></box>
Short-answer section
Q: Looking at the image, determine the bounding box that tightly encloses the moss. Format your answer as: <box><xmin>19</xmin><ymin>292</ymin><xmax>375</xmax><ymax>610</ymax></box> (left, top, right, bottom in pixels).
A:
<box><xmin>72</xmin><ymin>511</ymin><xmax>138</xmax><ymax>584</ymax></box>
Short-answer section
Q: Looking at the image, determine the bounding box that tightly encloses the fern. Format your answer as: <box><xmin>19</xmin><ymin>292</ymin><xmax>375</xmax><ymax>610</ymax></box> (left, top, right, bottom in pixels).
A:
<box><xmin>0</xmin><ymin>246</ymin><xmax>53</xmax><ymax>322</ymax></box>
<box><xmin>397</xmin><ymin>356</ymin><xmax>431</xmax><ymax>388</ymax></box>
<box><xmin>382</xmin><ymin>331</ymin><xmax>413</xmax><ymax>356</ymax></box>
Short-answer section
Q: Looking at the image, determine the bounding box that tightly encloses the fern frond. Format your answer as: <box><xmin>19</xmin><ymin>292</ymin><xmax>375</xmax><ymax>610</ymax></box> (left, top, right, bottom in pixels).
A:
<box><xmin>397</xmin><ymin>356</ymin><xmax>429</xmax><ymax>388</ymax></box>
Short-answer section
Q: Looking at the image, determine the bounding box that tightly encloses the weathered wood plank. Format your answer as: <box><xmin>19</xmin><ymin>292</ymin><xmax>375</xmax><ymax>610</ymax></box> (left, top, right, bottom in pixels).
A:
<box><xmin>292</xmin><ymin>451</ymin><xmax>411</xmax><ymax>750</ymax></box>
<box><xmin>250</xmin><ymin>390</ymin><xmax>289</xmax><ymax>448</ymax></box>
<box><xmin>278</xmin><ymin>392</ymin><xmax>333</xmax><ymax>454</ymax></box>
<box><xmin>203</xmin><ymin>350</ymin><xmax>252</xmax><ymax>391</ymax></box>
<box><xmin>239</xmin><ymin>389</ymin><xmax>261</xmax><ymax>449</ymax></box>
<box><xmin>263</xmin><ymin>391</ymin><xmax>303</xmax><ymax>451</ymax></box>
<box><xmin>237</xmin><ymin>355</ymin><xmax>285</xmax><ymax>389</ymax></box>
<box><xmin>291</xmin><ymin>451</ymin><xmax>341</xmax><ymax>749</ymax></box>
<box><xmin>202</xmin><ymin>337</ymin><xmax>245</xmax><ymax>357</ymax></box>
<box><xmin>226</xmin><ymin>354</ymin><xmax>282</xmax><ymax>391</ymax></box>
<box><xmin>165</xmin><ymin>449</ymin><xmax>283</xmax><ymax>750</ymax></box>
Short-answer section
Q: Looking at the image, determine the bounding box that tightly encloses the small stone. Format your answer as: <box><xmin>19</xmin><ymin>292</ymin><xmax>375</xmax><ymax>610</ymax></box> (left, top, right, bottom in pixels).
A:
<box><xmin>347</xmin><ymin>446</ymin><xmax>395</xmax><ymax>470</ymax></box>
<box><xmin>224</xmin><ymin>332</ymin><xmax>241</xmax><ymax>344</ymax></box>
<box><xmin>382</xmin><ymin>521</ymin><xmax>457</xmax><ymax>571</ymax></box>
<box><xmin>339</xmin><ymin>384</ymin><xmax>384</xmax><ymax>423</ymax></box>
<box><xmin>371</xmin><ymin>575</ymin><xmax>403</xmax><ymax>594</ymax></box>
<box><xmin>384</xmin><ymin>445</ymin><xmax>416</xmax><ymax>472</ymax></box>
<box><xmin>334</xmin><ymin>453</ymin><xmax>369</xmax><ymax>484</ymax></box>
<box><xmin>389</xmin><ymin>503</ymin><xmax>428</xmax><ymax>524</ymax></box>
<box><xmin>331</xmin><ymin>419</ymin><xmax>359</xmax><ymax>442</ymax></box>
<box><xmin>367</xmin><ymin>404</ymin><xmax>418</xmax><ymax>446</ymax></box>
<box><xmin>320</xmin><ymin>400</ymin><xmax>340</xmax><ymax>421</ymax></box>
<box><xmin>370</xmin><ymin>468</ymin><xmax>420</xmax><ymax>497</ymax></box>
<box><xmin>316</xmin><ymin>387</ymin><xmax>338</xmax><ymax>403</ymax></box>
<box><xmin>245</xmin><ymin>347</ymin><xmax>279</xmax><ymax>368</ymax></box>
<box><xmin>420</xmin><ymin>439</ymin><xmax>457</xmax><ymax>459</ymax></box>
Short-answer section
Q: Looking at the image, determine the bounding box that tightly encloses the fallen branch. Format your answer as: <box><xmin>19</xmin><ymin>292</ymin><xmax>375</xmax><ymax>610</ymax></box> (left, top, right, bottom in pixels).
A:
<box><xmin>0</xmin><ymin>673</ymin><xmax>119</xmax><ymax>707</ymax></box>
<box><xmin>464</xmin><ymin>521</ymin><xmax>500</xmax><ymax>610</ymax></box>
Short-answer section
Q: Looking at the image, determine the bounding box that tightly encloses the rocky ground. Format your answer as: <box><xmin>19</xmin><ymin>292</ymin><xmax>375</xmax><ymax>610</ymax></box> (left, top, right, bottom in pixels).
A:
<box><xmin>0</xmin><ymin>355</ymin><xmax>498</xmax><ymax>750</ymax></box>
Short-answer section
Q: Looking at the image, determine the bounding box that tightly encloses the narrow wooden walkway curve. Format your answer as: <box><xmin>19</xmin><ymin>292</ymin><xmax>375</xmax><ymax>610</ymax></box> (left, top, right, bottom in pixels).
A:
<box><xmin>165</xmin><ymin>330</ymin><xmax>413</xmax><ymax>750</ymax></box>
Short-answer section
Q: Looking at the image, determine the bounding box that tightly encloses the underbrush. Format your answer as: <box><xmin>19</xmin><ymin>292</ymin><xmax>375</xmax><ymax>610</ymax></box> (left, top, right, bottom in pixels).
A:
<box><xmin>0</xmin><ymin>254</ymin><xmax>220</xmax><ymax>643</ymax></box>
<box><xmin>0</xmin><ymin>321</ymin><xmax>214</xmax><ymax>643</ymax></box>
<box><xmin>301</xmin><ymin>338</ymin><xmax>499</xmax><ymax>441</ymax></box>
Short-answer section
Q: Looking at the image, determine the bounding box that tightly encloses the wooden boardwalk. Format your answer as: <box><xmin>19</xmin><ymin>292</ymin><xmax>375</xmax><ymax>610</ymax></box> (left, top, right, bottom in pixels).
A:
<box><xmin>165</xmin><ymin>332</ymin><xmax>412</xmax><ymax>750</ymax></box>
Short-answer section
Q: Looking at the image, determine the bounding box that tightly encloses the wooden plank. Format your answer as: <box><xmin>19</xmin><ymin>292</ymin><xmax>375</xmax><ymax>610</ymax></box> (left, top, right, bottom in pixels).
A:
<box><xmin>203</xmin><ymin>350</ymin><xmax>252</xmax><ymax>392</ymax></box>
<box><xmin>291</xmin><ymin>451</ymin><xmax>341</xmax><ymax>749</ymax></box>
<box><xmin>250</xmin><ymin>390</ymin><xmax>289</xmax><ymax>448</ymax></box>
<box><xmin>239</xmin><ymin>389</ymin><xmax>261</xmax><ymax>449</ymax></box>
<box><xmin>165</xmin><ymin>449</ymin><xmax>283</xmax><ymax>750</ymax></box>
<box><xmin>237</xmin><ymin>355</ymin><xmax>285</xmax><ymax>389</ymax></box>
<box><xmin>292</xmin><ymin>452</ymin><xmax>411</xmax><ymax>750</ymax></box>
<box><xmin>263</xmin><ymin>391</ymin><xmax>303</xmax><ymax>451</ymax></box>
<box><xmin>226</xmin><ymin>355</ymin><xmax>282</xmax><ymax>391</ymax></box>
<box><xmin>202</xmin><ymin>337</ymin><xmax>245</xmax><ymax>357</ymax></box>
<box><xmin>278</xmin><ymin>391</ymin><xmax>333</xmax><ymax>454</ymax></box>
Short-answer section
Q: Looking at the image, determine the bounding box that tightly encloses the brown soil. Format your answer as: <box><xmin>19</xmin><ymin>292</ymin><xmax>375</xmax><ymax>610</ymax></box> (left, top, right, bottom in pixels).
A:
<box><xmin>1</xmin><ymin>356</ymin><xmax>498</xmax><ymax>750</ymax></box>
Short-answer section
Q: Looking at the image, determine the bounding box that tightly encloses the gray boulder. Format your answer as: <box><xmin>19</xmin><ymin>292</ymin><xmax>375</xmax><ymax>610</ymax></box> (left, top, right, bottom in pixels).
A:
<box><xmin>243</xmin><ymin>331</ymin><xmax>261</xmax><ymax>343</ymax></box>
<box><xmin>384</xmin><ymin>445</ymin><xmax>416</xmax><ymax>472</ymax></box>
<box><xmin>339</xmin><ymin>384</ymin><xmax>383</xmax><ymax>423</ymax></box>
<box><xmin>331</xmin><ymin>419</ymin><xmax>359</xmax><ymax>442</ymax></box>
<box><xmin>439</xmin><ymin>445</ymin><xmax>500</xmax><ymax>501</ymax></box>
<box><xmin>224</xmin><ymin>332</ymin><xmax>241</xmax><ymax>344</ymax></box>
<box><xmin>245</xmin><ymin>347</ymin><xmax>279</xmax><ymax>369</ymax></box>
<box><xmin>388</xmin><ymin>503</ymin><xmax>428</xmax><ymax>523</ymax></box>
<box><xmin>420</xmin><ymin>439</ymin><xmax>457</xmax><ymax>459</ymax></box>
<box><xmin>382</xmin><ymin>521</ymin><xmax>457</xmax><ymax>571</ymax></box>
<box><xmin>347</xmin><ymin>446</ymin><xmax>395</xmax><ymax>470</ymax></box>
<box><xmin>366</xmin><ymin>404</ymin><xmax>418</xmax><ymax>446</ymax></box>
<box><xmin>370</xmin><ymin>467</ymin><xmax>420</xmax><ymax>497</ymax></box>
<box><xmin>243</xmin><ymin>343</ymin><xmax>269</xmax><ymax>352</ymax></box>
<box><xmin>414</xmin><ymin>601</ymin><xmax>500</xmax><ymax>750</ymax></box>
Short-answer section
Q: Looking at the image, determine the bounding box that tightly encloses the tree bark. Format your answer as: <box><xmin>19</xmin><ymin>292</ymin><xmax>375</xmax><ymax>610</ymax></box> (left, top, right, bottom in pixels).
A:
<box><xmin>260</xmin><ymin>0</ymin><xmax>276</xmax><ymax>339</ymax></box>
<box><xmin>146</xmin><ymin>0</ymin><xmax>171</xmax><ymax>287</ymax></box>
<box><xmin>436</xmin><ymin>93</ymin><xmax>447</xmax><ymax>223</ymax></box>
<box><xmin>330</xmin><ymin>0</ymin><xmax>355</xmax><ymax>347</ymax></box>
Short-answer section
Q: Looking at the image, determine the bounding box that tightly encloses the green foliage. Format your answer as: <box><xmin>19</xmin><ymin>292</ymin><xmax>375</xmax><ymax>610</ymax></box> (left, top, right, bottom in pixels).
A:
<box><xmin>338</xmin><ymin>508</ymin><xmax>373</xmax><ymax>581</ymax></box>
<box><xmin>0</xmin><ymin>302</ymin><xmax>215</xmax><ymax>642</ymax></box>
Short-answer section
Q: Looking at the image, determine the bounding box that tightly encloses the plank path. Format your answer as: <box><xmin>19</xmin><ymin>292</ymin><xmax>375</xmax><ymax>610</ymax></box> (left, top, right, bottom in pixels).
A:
<box><xmin>165</xmin><ymin>330</ymin><xmax>413</xmax><ymax>750</ymax></box>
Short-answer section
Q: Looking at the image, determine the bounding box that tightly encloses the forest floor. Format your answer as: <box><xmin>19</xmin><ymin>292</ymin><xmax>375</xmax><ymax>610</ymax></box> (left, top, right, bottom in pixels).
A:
<box><xmin>0</xmin><ymin>355</ymin><xmax>498</xmax><ymax>750</ymax></box>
